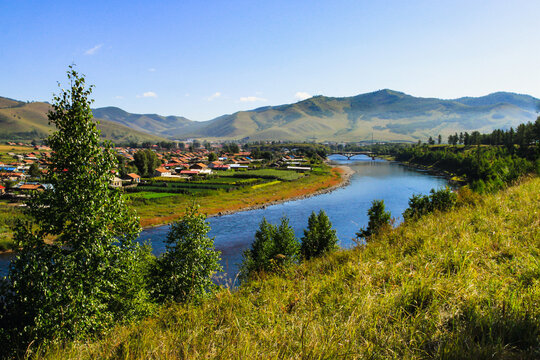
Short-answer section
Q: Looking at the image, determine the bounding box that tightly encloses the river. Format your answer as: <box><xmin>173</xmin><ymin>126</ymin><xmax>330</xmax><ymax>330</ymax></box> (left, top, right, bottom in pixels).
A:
<box><xmin>0</xmin><ymin>155</ymin><xmax>448</xmax><ymax>280</ymax></box>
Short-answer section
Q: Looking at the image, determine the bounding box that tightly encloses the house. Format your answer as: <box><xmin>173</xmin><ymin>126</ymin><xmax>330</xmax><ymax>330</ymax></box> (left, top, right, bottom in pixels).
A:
<box><xmin>190</xmin><ymin>163</ymin><xmax>208</xmax><ymax>170</ymax></box>
<box><xmin>208</xmin><ymin>161</ymin><xmax>223</xmax><ymax>169</ymax></box>
<box><xmin>286</xmin><ymin>166</ymin><xmax>311</xmax><ymax>172</ymax></box>
<box><xmin>154</xmin><ymin>167</ymin><xmax>171</xmax><ymax>177</ymax></box>
<box><xmin>0</xmin><ymin>185</ymin><xmax>4</xmax><ymax>194</ymax></box>
<box><xmin>110</xmin><ymin>177</ymin><xmax>123</xmax><ymax>187</ymax></box>
<box><xmin>124</xmin><ymin>173</ymin><xmax>141</xmax><ymax>183</ymax></box>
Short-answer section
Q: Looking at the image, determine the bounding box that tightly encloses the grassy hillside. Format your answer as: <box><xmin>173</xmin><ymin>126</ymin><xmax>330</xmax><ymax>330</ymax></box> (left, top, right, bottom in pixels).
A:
<box><xmin>92</xmin><ymin>107</ymin><xmax>204</xmax><ymax>137</ymax></box>
<box><xmin>0</xmin><ymin>97</ymin><xmax>167</xmax><ymax>143</ymax></box>
<box><xmin>180</xmin><ymin>90</ymin><xmax>539</xmax><ymax>142</ymax></box>
<box><xmin>39</xmin><ymin>176</ymin><xmax>540</xmax><ymax>359</ymax></box>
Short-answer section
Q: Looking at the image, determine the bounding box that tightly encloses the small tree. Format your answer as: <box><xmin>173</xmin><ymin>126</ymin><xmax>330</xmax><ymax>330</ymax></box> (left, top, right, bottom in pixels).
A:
<box><xmin>300</xmin><ymin>210</ymin><xmax>338</xmax><ymax>260</ymax></box>
<box><xmin>28</xmin><ymin>162</ymin><xmax>40</xmax><ymax>178</ymax></box>
<box><xmin>240</xmin><ymin>217</ymin><xmax>299</xmax><ymax>280</ymax></box>
<box><xmin>134</xmin><ymin>148</ymin><xmax>160</xmax><ymax>177</ymax></box>
<box><xmin>356</xmin><ymin>200</ymin><xmax>391</xmax><ymax>241</ymax></box>
<box><xmin>150</xmin><ymin>205</ymin><xmax>222</xmax><ymax>303</ymax></box>
<box><xmin>207</xmin><ymin>152</ymin><xmax>218</xmax><ymax>162</ymax></box>
<box><xmin>0</xmin><ymin>67</ymin><xmax>151</xmax><ymax>347</ymax></box>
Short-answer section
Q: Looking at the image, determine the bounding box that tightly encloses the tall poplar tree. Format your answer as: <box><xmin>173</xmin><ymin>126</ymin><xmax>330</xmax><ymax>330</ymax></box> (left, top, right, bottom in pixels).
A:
<box><xmin>1</xmin><ymin>67</ymin><xmax>151</xmax><ymax>346</ymax></box>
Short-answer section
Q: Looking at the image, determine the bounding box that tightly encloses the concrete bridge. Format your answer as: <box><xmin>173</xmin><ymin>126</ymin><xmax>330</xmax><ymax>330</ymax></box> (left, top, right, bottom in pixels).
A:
<box><xmin>328</xmin><ymin>151</ymin><xmax>374</xmax><ymax>160</ymax></box>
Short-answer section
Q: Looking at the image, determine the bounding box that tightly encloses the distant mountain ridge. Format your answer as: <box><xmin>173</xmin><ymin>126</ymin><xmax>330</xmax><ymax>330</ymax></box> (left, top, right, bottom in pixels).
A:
<box><xmin>3</xmin><ymin>90</ymin><xmax>539</xmax><ymax>142</ymax></box>
<box><xmin>0</xmin><ymin>97</ymin><xmax>167</xmax><ymax>143</ymax></box>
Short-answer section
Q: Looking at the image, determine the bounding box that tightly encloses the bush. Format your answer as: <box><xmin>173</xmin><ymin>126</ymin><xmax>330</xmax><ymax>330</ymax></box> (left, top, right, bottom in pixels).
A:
<box><xmin>240</xmin><ymin>217</ymin><xmax>299</xmax><ymax>281</ymax></box>
<box><xmin>356</xmin><ymin>200</ymin><xmax>391</xmax><ymax>241</ymax></box>
<box><xmin>149</xmin><ymin>205</ymin><xmax>222</xmax><ymax>303</ymax></box>
<box><xmin>403</xmin><ymin>187</ymin><xmax>457</xmax><ymax>221</ymax></box>
<box><xmin>300</xmin><ymin>210</ymin><xmax>338</xmax><ymax>260</ymax></box>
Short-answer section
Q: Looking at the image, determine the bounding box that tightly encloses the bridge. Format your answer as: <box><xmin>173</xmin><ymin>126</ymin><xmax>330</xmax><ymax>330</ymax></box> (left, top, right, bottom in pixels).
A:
<box><xmin>328</xmin><ymin>151</ymin><xmax>374</xmax><ymax>160</ymax></box>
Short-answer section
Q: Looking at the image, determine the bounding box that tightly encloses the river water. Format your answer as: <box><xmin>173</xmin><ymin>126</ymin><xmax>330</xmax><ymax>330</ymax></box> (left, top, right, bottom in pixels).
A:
<box><xmin>0</xmin><ymin>155</ymin><xmax>447</xmax><ymax>280</ymax></box>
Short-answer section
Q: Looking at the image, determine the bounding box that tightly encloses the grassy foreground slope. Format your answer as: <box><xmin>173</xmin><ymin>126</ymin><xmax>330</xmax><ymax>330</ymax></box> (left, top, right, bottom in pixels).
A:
<box><xmin>41</xmin><ymin>177</ymin><xmax>539</xmax><ymax>359</ymax></box>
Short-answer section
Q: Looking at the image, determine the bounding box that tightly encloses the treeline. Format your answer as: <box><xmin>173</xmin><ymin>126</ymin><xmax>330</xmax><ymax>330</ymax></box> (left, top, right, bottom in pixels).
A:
<box><xmin>395</xmin><ymin>146</ymin><xmax>536</xmax><ymax>192</ymax></box>
<box><xmin>370</xmin><ymin>120</ymin><xmax>540</xmax><ymax>193</ymax></box>
<box><xmin>446</xmin><ymin>119</ymin><xmax>539</xmax><ymax>148</ymax></box>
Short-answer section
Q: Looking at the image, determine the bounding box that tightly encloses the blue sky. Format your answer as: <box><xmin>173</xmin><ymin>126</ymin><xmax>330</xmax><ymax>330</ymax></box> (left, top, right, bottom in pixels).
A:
<box><xmin>2</xmin><ymin>0</ymin><xmax>540</xmax><ymax>121</ymax></box>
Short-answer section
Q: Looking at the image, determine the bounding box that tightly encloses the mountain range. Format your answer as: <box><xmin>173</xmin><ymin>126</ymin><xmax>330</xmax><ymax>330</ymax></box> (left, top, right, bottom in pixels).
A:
<box><xmin>0</xmin><ymin>96</ymin><xmax>166</xmax><ymax>143</ymax></box>
<box><xmin>2</xmin><ymin>90</ymin><xmax>538</xmax><ymax>143</ymax></box>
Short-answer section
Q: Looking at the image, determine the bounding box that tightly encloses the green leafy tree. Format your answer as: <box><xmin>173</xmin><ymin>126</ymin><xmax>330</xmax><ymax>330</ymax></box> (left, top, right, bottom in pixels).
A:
<box><xmin>28</xmin><ymin>162</ymin><xmax>40</xmax><ymax>178</ymax></box>
<box><xmin>134</xmin><ymin>148</ymin><xmax>160</xmax><ymax>177</ymax></box>
<box><xmin>150</xmin><ymin>205</ymin><xmax>221</xmax><ymax>303</ymax></box>
<box><xmin>240</xmin><ymin>217</ymin><xmax>299</xmax><ymax>280</ymax></box>
<box><xmin>207</xmin><ymin>152</ymin><xmax>218</xmax><ymax>162</ymax></box>
<box><xmin>356</xmin><ymin>200</ymin><xmax>391</xmax><ymax>241</ymax></box>
<box><xmin>0</xmin><ymin>67</ymin><xmax>151</xmax><ymax>347</ymax></box>
<box><xmin>300</xmin><ymin>210</ymin><xmax>338</xmax><ymax>260</ymax></box>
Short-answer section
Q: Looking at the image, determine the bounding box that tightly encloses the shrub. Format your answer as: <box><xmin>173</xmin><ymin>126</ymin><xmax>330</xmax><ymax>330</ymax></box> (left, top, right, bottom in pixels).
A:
<box><xmin>149</xmin><ymin>205</ymin><xmax>222</xmax><ymax>303</ymax></box>
<box><xmin>403</xmin><ymin>187</ymin><xmax>457</xmax><ymax>221</ymax></box>
<box><xmin>300</xmin><ymin>210</ymin><xmax>338</xmax><ymax>260</ymax></box>
<box><xmin>240</xmin><ymin>217</ymin><xmax>299</xmax><ymax>281</ymax></box>
<box><xmin>356</xmin><ymin>200</ymin><xmax>391</xmax><ymax>241</ymax></box>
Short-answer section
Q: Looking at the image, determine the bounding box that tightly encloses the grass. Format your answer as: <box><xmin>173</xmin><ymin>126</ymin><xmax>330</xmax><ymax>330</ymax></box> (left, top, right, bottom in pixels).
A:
<box><xmin>135</xmin><ymin>166</ymin><xmax>341</xmax><ymax>227</ymax></box>
<box><xmin>251</xmin><ymin>180</ymin><xmax>281</xmax><ymax>189</ymax></box>
<box><xmin>219</xmin><ymin>169</ymin><xmax>304</xmax><ymax>181</ymax></box>
<box><xmin>35</xmin><ymin>176</ymin><xmax>540</xmax><ymax>359</ymax></box>
<box><xmin>0</xmin><ymin>201</ymin><xmax>25</xmax><ymax>251</ymax></box>
<box><xmin>127</xmin><ymin>192</ymin><xmax>179</xmax><ymax>200</ymax></box>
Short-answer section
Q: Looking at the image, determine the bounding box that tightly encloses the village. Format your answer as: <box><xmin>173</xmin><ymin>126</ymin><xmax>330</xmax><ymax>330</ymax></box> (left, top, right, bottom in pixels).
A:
<box><xmin>0</xmin><ymin>141</ymin><xmax>315</xmax><ymax>200</ymax></box>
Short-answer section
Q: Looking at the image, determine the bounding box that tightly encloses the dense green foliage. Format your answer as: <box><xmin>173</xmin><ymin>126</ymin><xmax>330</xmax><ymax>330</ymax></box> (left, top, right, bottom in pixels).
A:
<box><xmin>373</xmin><ymin>118</ymin><xmax>540</xmax><ymax>192</ymax></box>
<box><xmin>0</xmin><ymin>68</ymin><xmax>151</xmax><ymax>350</ymax></box>
<box><xmin>240</xmin><ymin>217</ymin><xmax>299</xmax><ymax>281</ymax></box>
<box><xmin>149</xmin><ymin>205</ymin><xmax>221</xmax><ymax>303</ymax></box>
<box><xmin>446</xmin><ymin>118</ymin><xmax>539</xmax><ymax>147</ymax></box>
<box><xmin>356</xmin><ymin>200</ymin><xmax>392</xmax><ymax>240</ymax></box>
<box><xmin>403</xmin><ymin>187</ymin><xmax>457</xmax><ymax>221</ymax></box>
<box><xmin>300</xmin><ymin>210</ymin><xmax>338</xmax><ymax>260</ymax></box>
<box><xmin>133</xmin><ymin>148</ymin><xmax>160</xmax><ymax>177</ymax></box>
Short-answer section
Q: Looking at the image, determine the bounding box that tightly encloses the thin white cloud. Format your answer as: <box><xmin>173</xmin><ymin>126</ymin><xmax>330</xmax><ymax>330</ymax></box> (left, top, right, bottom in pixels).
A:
<box><xmin>85</xmin><ymin>44</ymin><xmax>103</xmax><ymax>55</ymax></box>
<box><xmin>148</xmin><ymin>68</ymin><xmax>156</xmax><ymax>72</ymax></box>
<box><xmin>207</xmin><ymin>92</ymin><xmax>221</xmax><ymax>101</ymax></box>
<box><xmin>239</xmin><ymin>96</ymin><xmax>267</xmax><ymax>102</ymax></box>
<box><xmin>137</xmin><ymin>91</ymin><xmax>158</xmax><ymax>98</ymax></box>
<box><xmin>114</xmin><ymin>95</ymin><xmax>124</xmax><ymax>99</ymax></box>
<box><xmin>294</xmin><ymin>91</ymin><xmax>311</xmax><ymax>101</ymax></box>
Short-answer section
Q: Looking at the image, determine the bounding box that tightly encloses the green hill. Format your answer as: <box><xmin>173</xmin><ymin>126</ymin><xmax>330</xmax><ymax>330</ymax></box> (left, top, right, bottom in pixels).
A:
<box><xmin>39</xmin><ymin>177</ymin><xmax>540</xmax><ymax>359</ymax></box>
<box><xmin>95</xmin><ymin>90</ymin><xmax>537</xmax><ymax>142</ymax></box>
<box><xmin>0</xmin><ymin>97</ymin><xmax>167</xmax><ymax>144</ymax></box>
<box><xmin>182</xmin><ymin>90</ymin><xmax>538</xmax><ymax>142</ymax></box>
<box><xmin>91</xmin><ymin>107</ymin><xmax>205</xmax><ymax>138</ymax></box>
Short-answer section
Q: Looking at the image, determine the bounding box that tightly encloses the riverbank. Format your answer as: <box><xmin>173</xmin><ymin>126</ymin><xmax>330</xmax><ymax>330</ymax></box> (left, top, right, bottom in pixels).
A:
<box><xmin>375</xmin><ymin>154</ymin><xmax>466</xmax><ymax>186</ymax></box>
<box><xmin>0</xmin><ymin>166</ymin><xmax>353</xmax><ymax>255</ymax></box>
<box><xmin>138</xmin><ymin>165</ymin><xmax>354</xmax><ymax>228</ymax></box>
<box><xmin>210</xmin><ymin>165</ymin><xmax>354</xmax><ymax>218</ymax></box>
